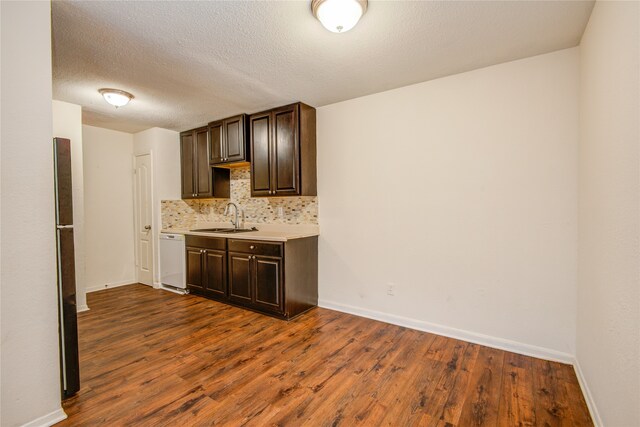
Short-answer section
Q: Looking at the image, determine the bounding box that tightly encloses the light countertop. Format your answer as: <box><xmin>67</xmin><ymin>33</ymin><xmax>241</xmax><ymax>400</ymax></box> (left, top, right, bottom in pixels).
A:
<box><xmin>160</xmin><ymin>222</ymin><xmax>319</xmax><ymax>242</ymax></box>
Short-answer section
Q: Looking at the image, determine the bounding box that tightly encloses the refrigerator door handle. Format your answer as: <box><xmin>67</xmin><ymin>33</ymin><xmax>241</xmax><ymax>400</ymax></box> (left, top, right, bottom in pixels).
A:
<box><xmin>57</xmin><ymin>225</ymin><xmax>74</xmax><ymax>229</ymax></box>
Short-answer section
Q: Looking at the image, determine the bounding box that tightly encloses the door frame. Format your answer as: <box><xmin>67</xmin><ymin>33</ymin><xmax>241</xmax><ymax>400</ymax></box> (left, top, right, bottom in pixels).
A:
<box><xmin>133</xmin><ymin>151</ymin><xmax>156</xmax><ymax>287</ymax></box>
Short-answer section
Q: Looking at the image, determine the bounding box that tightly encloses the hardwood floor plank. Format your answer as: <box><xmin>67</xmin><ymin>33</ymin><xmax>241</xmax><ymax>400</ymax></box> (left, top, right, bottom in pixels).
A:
<box><xmin>435</xmin><ymin>342</ymin><xmax>481</xmax><ymax>426</ymax></box>
<box><xmin>56</xmin><ymin>285</ymin><xmax>593</xmax><ymax>427</ymax></box>
<box><xmin>457</xmin><ymin>346</ymin><xmax>505</xmax><ymax>426</ymax></box>
<box><xmin>497</xmin><ymin>351</ymin><xmax>536</xmax><ymax>427</ymax></box>
<box><xmin>532</xmin><ymin>358</ymin><xmax>577</xmax><ymax>427</ymax></box>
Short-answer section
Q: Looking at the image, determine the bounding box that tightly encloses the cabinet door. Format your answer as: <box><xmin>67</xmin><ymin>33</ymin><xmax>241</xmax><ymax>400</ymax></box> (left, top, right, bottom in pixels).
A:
<box><xmin>194</xmin><ymin>127</ymin><xmax>212</xmax><ymax>197</ymax></box>
<box><xmin>204</xmin><ymin>249</ymin><xmax>227</xmax><ymax>299</ymax></box>
<box><xmin>209</xmin><ymin>121</ymin><xmax>224</xmax><ymax>164</ymax></box>
<box><xmin>253</xmin><ymin>255</ymin><xmax>283</xmax><ymax>313</ymax></box>
<box><xmin>272</xmin><ymin>105</ymin><xmax>299</xmax><ymax>196</ymax></box>
<box><xmin>180</xmin><ymin>132</ymin><xmax>195</xmax><ymax>198</ymax></box>
<box><xmin>186</xmin><ymin>247</ymin><xmax>204</xmax><ymax>294</ymax></box>
<box><xmin>228</xmin><ymin>252</ymin><xmax>252</xmax><ymax>305</ymax></box>
<box><xmin>250</xmin><ymin>113</ymin><xmax>272</xmax><ymax>196</ymax></box>
<box><xmin>224</xmin><ymin>115</ymin><xmax>246</xmax><ymax>163</ymax></box>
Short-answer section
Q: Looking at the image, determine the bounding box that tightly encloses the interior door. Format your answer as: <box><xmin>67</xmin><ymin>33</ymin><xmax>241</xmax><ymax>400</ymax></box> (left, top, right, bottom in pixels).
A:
<box><xmin>134</xmin><ymin>154</ymin><xmax>153</xmax><ymax>286</ymax></box>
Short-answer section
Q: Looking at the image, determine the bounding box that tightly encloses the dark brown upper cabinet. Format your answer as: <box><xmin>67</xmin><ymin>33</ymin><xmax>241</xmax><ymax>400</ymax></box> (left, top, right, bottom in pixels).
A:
<box><xmin>208</xmin><ymin>114</ymin><xmax>250</xmax><ymax>165</ymax></box>
<box><xmin>181</xmin><ymin>127</ymin><xmax>230</xmax><ymax>199</ymax></box>
<box><xmin>249</xmin><ymin>102</ymin><xmax>317</xmax><ymax>197</ymax></box>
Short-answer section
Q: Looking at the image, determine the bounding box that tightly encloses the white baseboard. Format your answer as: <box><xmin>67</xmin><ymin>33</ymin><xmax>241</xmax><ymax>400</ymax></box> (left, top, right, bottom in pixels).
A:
<box><xmin>86</xmin><ymin>279</ymin><xmax>136</xmax><ymax>293</ymax></box>
<box><xmin>159</xmin><ymin>285</ymin><xmax>187</xmax><ymax>295</ymax></box>
<box><xmin>76</xmin><ymin>304</ymin><xmax>90</xmax><ymax>312</ymax></box>
<box><xmin>318</xmin><ymin>299</ymin><xmax>574</xmax><ymax>364</ymax></box>
<box><xmin>573</xmin><ymin>359</ymin><xmax>603</xmax><ymax>426</ymax></box>
<box><xmin>20</xmin><ymin>408</ymin><xmax>67</xmax><ymax>427</ymax></box>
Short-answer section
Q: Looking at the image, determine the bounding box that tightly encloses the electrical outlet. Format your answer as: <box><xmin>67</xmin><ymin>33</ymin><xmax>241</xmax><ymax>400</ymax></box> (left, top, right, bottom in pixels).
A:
<box><xmin>387</xmin><ymin>283</ymin><xmax>395</xmax><ymax>296</ymax></box>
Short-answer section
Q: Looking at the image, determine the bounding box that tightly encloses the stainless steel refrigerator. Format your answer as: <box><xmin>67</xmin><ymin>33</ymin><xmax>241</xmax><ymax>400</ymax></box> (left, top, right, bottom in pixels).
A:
<box><xmin>54</xmin><ymin>137</ymin><xmax>80</xmax><ymax>398</ymax></box>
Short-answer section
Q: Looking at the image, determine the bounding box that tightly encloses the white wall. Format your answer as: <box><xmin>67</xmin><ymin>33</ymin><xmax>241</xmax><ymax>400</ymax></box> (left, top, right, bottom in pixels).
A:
<box><xmin>577</xmin><ymin>2</ymin><xmax>640</xmax><ymax>426</ymax></box>
<box><xmin>0</xmin><ymin>2</ymin><xmax>66</xmax><ymax>426</ymax></box>
<box><xmin>83</xmin><ymin>125</ymin><xmax>136</xmax><ymax>292</ymax></box>
<box><xmin>317</xmin><ymin>48</ymin><xmax>579</xmax><ymax>360</ymax></box>
<box><xmin>53</xmin><ymin>100</ymin><xmax>88</xmax><ymax>311</ymax></box>
<box><xmin>133</xmin><ymin>127</ymin><xmax>181</xmax><ymax>284</ymax></box>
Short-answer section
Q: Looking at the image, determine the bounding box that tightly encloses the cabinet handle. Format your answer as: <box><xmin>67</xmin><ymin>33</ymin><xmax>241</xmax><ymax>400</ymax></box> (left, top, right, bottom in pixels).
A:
<box><xmin>250</xmin><ymin>245</ymin><xmax>255</xmax><ymax>249</ymax></box>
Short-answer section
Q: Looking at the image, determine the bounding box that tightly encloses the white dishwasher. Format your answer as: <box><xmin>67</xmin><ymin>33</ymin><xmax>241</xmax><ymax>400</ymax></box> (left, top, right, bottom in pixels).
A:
<box><xmin>159</xmin><ymin>233</ymin><xmax>186</xmax><ymax>291</ymax></box>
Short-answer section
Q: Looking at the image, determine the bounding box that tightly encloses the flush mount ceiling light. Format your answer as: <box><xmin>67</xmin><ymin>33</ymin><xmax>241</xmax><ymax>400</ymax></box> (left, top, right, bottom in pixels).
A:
<box><xmin>98</xmin><ymin>88</ymin><xmax>134</xmax><ymax>108</ymax></box>
<box><xmin>311</xmin><ymin>0</ymin><xmax>368</xmax><ymax>33</ymax></box>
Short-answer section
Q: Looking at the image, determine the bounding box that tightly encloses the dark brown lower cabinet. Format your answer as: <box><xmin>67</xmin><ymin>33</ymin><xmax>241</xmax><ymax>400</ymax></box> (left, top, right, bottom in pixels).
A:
<box><xmin>254</xmin><ymin>255</ymin><xmax>283</xmax><ymax>313</ymax></box>
<box><xmin>186</xmin><ymin>235</ymin><xmax>317</xmax><ymax>319</ymax></box>
<box><xmin>185</xmin><ymin>236</ymin><xmax>227</xmax><ymax>301</ymax></box>
<box><xmin>228</xmin><ymin>252</ymin><xmax>252</xmax><ymax>305</ymax></box>
<box><xmin>186</xmin><ymin>247</ymin><xmax>205</xmax><ymax>293</ymax></box>
<box><xmin>205</xmin><ymin>250</ymin><xmax>227</xmax><ymax>298</ymax></box>
<box><xmin>229</xmin><ymin>251</ymin><xmax>283</xmax><ymax>314</ymax></box>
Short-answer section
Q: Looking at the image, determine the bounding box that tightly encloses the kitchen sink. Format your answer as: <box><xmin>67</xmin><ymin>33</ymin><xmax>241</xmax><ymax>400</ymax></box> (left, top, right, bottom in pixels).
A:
<box><xmin>190</xmin><ymin>227</ymin><xmax>258</xmax><ymax>233</ymax></box>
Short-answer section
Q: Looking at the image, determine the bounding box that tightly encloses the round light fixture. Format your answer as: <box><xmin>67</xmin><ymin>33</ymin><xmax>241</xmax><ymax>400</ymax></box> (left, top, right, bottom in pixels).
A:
<box><xmin>98</xmin><ymin>88</ymin><xmax>134</xmax><ymax>108</ymax></box>
<box><xmin>311</xmin><ymin>0</ymin><xmax>368</xmax><ymax>33</ymax></box>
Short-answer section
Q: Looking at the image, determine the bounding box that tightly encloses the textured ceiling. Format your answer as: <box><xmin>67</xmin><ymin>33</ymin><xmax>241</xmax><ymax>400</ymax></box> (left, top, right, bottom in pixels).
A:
<box><xmin>52</xmin><ymin>0</ymin><xmax>594</xmax><ymax>133</ymax></box>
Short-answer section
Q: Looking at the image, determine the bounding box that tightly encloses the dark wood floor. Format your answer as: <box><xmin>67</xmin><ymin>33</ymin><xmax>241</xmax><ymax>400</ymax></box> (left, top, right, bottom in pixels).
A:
<box><xmin>57</xmin><ymin>284</ymin><xmax>592</xmax><ymax>426</ymax></box>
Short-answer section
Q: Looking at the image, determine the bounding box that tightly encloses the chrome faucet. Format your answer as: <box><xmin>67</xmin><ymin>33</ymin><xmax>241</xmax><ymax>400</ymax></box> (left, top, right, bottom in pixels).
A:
<box><xmin>224</xmin><ymin>202</ymin><xmax>244</xmax><ymax>229</ymax></box>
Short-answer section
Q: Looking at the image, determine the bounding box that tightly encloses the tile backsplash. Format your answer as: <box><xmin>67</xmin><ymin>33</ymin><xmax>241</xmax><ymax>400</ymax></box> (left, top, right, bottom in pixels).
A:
<box><xmin>162</xmin><ymin>166</ymin><xmax>318</xmax><ymax>229</ymax></box>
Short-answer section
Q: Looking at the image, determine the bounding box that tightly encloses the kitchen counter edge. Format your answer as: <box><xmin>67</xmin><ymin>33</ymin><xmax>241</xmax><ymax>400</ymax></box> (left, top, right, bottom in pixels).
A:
<box><xmin>160</xmin><ymin>228</ymin><xmax>319</xmax><ymax>242</ymax></box>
